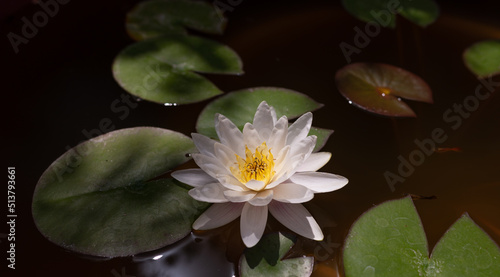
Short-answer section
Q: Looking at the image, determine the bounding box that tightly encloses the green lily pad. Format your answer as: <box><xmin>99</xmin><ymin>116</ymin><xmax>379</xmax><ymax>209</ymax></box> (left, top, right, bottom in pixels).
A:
<box><xmin>309</xmin><ymin>127</ymin><xmax>334</xmax><ymax>152</ymax></box>
<box><xmin>463</xmin><ymin>40</ymin><xmax>500</xmax><ymax>78</ymax></box>
<box><xmin>431</xmin><ymin>214</ymin><xmax>500</xmax><ymax>276</ymax></box>
<box><xmin>112</xmin><ymin>35</ymin><xmax>243</xmax><ymax>105</ymax></box>
<box><xmin>343</xmin><ymin>197</ymin><xmax>500</xmax><ymax>276</ymax></box>
<box><xmin>32</xmin><ymin>127</ymin><xmax>209</xmax><ymax>257</ymax></box>
<box><xmin>342</xmin><ymin>0</ymin><xmax>439</xmax><ymax>29</ymax></box>
<box><xmin>126</xmin><ymin>0</ymin><xmax>226</xmax><ymax>41</ymax></box>
<box><xmin>196</xmin><ymin>87</ymin><xmax>324</xmax><ymax>138</ymax></box>
<box><xmin>240</xmin><ymin>232</ymin><xmax>314</xmax><ymax>277</ymax></box>
<box><xmin>399</xmin><ymin>0</ymin><xmax>440</xmax><ymax>28</ymax></box>
<box><xmin>335</xmin><ymin>63</ymin><xmax>433</xmax><ymax>117</ymax></box>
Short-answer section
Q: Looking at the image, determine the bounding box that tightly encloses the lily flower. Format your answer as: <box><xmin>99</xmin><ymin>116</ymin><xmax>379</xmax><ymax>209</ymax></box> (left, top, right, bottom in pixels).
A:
<box><xmin>172</xmin><ymin>101</ymin><xmax>348</xmax><ymax>247</ymax></box>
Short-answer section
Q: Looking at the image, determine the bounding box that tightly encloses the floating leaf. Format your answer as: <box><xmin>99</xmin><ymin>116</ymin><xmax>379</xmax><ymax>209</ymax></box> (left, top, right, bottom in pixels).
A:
<box><xmin>240</xmin><ymin>232</ymin><xmax>314</xmax><ymax>277</ymax></box>
<box><xmin>399</xmin><ymin>0</ymin><xmax>439</xmax><ymax>28</ymax></box>
<box><xmin>196</xmin><ymin>87</ymin><xmax>323</xmax><ymax>138</ymax></box>
<box><xmin>343</xmin><ymin>197</ymin><xmax>428</xmax><ymax>276</ymax></box>
<box><xmin>463</xmin><ymin>40</ymin><xmax>500</xmax><ymax>78</ymax></box>
<box><xmin>343</xmin><ymin>197</ymin><xmax>500</xmax><ymax>276</ymax></box>
<box><xmin>341</xmin><ymin>0</ymin><xmax>439</xmax><ymax>28</ymax></box>
<box><xmin>32</xmin><ymin>127</ymin><xmax>209</xmax><ymax>257</ymax></box>
<box><xmin>126</xmin><ymin>0</ymin><xmax>226</xmax><ymax>40</ymax></box>
<box><xmin>431</xmin><ymin>214</ymin><xmax>500</xmax><ymax>276</ymax></box>
<box><xmin>309</xmin><ymin>127</ymin><xmax>334</xmax><ymax>152</ymax></box>
<box><xmin>112</xmin><ymin>35</ymin><xmax>243</xmax><ymax>105</ymax></box>
<box><xmin>335</xmin><ymin>63</ymin><xmax>433</xmax><ymax>117</ymax></box>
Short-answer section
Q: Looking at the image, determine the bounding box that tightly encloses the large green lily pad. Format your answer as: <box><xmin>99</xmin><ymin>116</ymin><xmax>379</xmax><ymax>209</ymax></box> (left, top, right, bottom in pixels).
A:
<box><xmin>240</xmin><ymin>232</ymin><xmax>314</xmax><ymax>277</ymax></box>
<box><xmin>32</xmin><ymin>127</ymin><xmax>209</xmax><ymax>257</ymax></box>
<box><xmin>335</xmin><ymin>63</ymin><xmax>433</xmax><ymax>117</ymax></box>
<box><xmin>196</xmin><ymin>87</ymin><xmax>330</xmax><ymax>151</ymax></box>
<box><xmin>112</xmin><ymin>35</ymin><xmax>243</xmax><ymax>105</ymax></box>
<box><xmin>126</xmin><ymin>0</ymin><xmax>226</xmax><ymax>41</ymax></box>
<box><xmin>463</xmin><ymin>40</ymin><xmax>500</xmax><ymax>78</ymax></box>
<box><xmin>343</xmin><ymin>197</ymin><xmax>500</xmax><ymax>276</ymax></box>
<box><xmin>342</xmin><ymin>0</ymin><xmax>439</xmax><ymax>29</ymax></box>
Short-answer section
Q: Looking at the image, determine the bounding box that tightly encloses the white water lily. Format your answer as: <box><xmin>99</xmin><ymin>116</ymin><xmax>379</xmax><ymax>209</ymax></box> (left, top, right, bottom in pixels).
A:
<box><xmin>172</xmin><ymin>101</ymin><xmax>348</xmax><ymax>247</ymax></box>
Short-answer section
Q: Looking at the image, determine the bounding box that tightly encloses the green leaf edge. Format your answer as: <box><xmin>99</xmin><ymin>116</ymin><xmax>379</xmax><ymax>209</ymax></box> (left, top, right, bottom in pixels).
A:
<box><xmin>343</xmin><ymin>196</ymin><xmax>500</xmax><ymax>276</ymax></box>
<box><xmin>195</xmin><ymin>86</ymin><xmax>324</xmax><ymax>139</ymax></box>
<box><xmin>341</xmin><ymin>0</ymin><xmax>439</xmax><ymax>29</ymax></box>
<box><xmin>463</xmin><ymin>40</ymin><xmax>500</xmax><ymax>78</ymax></box>
<box><xmin>239</xmin><ymin>232</ymin><xmax>314</xmax><ymax>277</ymax></box>
<box><xmin>125</xmin><ymin>0</ymin><xmax>227</xmax><ymax>41</ymax></box>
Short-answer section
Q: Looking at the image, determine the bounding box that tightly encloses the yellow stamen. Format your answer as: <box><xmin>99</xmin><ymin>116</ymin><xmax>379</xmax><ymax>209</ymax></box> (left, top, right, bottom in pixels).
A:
<box><xmin>231</xmin><ymin>142</ymin><xmax>275</xmax><ymax>190</ymax></box>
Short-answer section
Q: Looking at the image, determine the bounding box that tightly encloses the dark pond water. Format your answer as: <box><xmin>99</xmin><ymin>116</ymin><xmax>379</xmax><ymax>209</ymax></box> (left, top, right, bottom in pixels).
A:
<box><xmin>3</xmin><ymin>0</ymin><xmax>500</xmax><ymax>276</ymax></box>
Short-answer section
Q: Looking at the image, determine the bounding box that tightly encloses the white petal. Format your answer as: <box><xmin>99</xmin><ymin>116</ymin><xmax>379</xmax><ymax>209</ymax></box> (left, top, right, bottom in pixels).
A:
<box><xmin>266</xmin><ymin>147</ymin><xmax>304</xmax><ymax>189</ymax></box>
<box><xmin>192</xmin><ymin>153</ymin><xmax>228</xmax><ymax>178</ymax></box>
<box><xmin>242</xmin><ymin>123</ymin><xmax>263</xmax><ymax>150</ymax></box>
<box><xmin>188</xmin><ymin>183</ymin><xmax>228</xmax><ymax>203</ymax></box>
<box><xmin>248</xmin><ymin>190</ymin><xmax>274</xmax><ymax>206</ymax></box>
<box><xmin>286</xmin><ymin>112</ymin><xmax>312</xmax><ymax>147</ymax></box>
<box><xmin>193</xmin><ymin>202</ymin><xmax>244</xmax><ymax>230</ymax></box>
<box><xmin>269</xmin><ymin>201</ymin><xmax>323</xmax><ymax>241</ymax></box>
<box><xmin>267</xmin><ymin>116</ymin><xmax>288</xmax><ymax>153</ymax></box>
<box><xmin>295</xmin><ymin>152</ymin><xmax>332</xmax><ymax>172</ymax></box>
<box><xmin>217</xmin><ymin>175</ymin><xmax>248</xmax><ymax>191</ymax></box>
<box><xmin>224</xmin><ymin>190</ymin><xmax>257</xmax><ymax>202</ymax></box>
<box><xmin>192</xmin><ymin>133</ymin><xmax>217</xmax><ymax>157</ymax></box>
<box><xmin>214</xmin><ymin>142</ymin><xmax>237</xmax><ymax>168</ymax></box>
<box><xmin>245</xmin><ymin>179</ymin><xmax>266</xmax><ymax>191</ymax></box>
<box><xmin>215</xmin><ymin>114</ymin><xmax>244</xmax><ymax>157</ymax></box>
<box><xmin>272</xmin><ymin>145</ymin><xmax>290</xmax><ymax>176</ymax></box>
<box><xmin>171</xmin><ymin>169</ymin><xmax>216</xmax><ymax>187</ymax></box>
<box><xmin>278</xmin><ymin>136</ymin><xmax>317</xmax><ymax>179</ymax></box>
<box><xmin>272</xmin><ymin>182</ymin><xmax>314</xmax><ymax>203</ymax></box>
<box><xmin>253</xmin><ymin>101</ymin><xmax>277</xmax><ymax>141</ymax></box>
<box><xmin>289</xmin><ymin>135</ymin><xmax>317</xmax><ymax>160</ymax></box>
<box><xmin>241</xmin><ymin>203</ymin><xmax>268</xmax><ymax>247</ymax></box>
<box><xmin>265</xmin><ymin>174</ymin><xmax>289</xmax><ymax>190</ymax></box>
<box><xmin>290</xmin><ymin>172</ymin><xmax>348</xmax><ymax>193</ymax></box>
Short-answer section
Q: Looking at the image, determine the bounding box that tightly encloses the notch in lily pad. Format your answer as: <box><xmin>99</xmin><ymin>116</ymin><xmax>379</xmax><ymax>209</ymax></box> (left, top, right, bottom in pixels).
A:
<box><xmin>341</xmin><ymin>0</ymin><xmax>439</xmax><ymax>29</ymax></box>
<box><xmin>463</xmin><ymin>40</ymin><xmax>500</xmax><ymax>78</ymax></box>
<box><xmin>335</xmin><ymin>63</ymin><xmax>433</xmax><ymax>117</ymax></box>
<box><xmin>126</xmin><ymin>0</ymin><xmax>227</xmax><ymax>41</ymax></box>
<box><xmin>239</xmin><ymin>232</ymin><xmax>314</xmax><ymax>277</ymax></box>
<box><xmin>32</xmin><ymin>127</ymin><xmax>209</xmax><ymax>257</ymax></box>
<box><xmin>112</xmin><ymin>35</ymin><xmax>243</xmax><ymax>105</ymax></box>
<box><xmin>343</xmin><ymin>196</ymin><xmax>500</xmax><ymax>276</ymax></box>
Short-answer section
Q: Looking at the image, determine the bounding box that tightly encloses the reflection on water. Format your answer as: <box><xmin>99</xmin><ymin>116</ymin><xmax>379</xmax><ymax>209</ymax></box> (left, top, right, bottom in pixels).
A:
<box><xmin>135</xmin><ymin>233</ymin><xmax>235</xmax><ymax>277</ymax></box>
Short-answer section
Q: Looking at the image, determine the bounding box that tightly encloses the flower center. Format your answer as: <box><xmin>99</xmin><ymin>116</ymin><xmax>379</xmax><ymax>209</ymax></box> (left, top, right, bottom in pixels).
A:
<box><xmin>231</xmin><ymin>142</ymin><xmax>275</xmax><ymax>188</ymax></box>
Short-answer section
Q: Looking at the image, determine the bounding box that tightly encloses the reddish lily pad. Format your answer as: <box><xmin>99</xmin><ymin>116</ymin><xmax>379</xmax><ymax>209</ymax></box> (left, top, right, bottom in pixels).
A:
<box><xmin>335</xmin><ymin>63</ymin><xmax>433</xmax><ymax>117</ymax></box>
